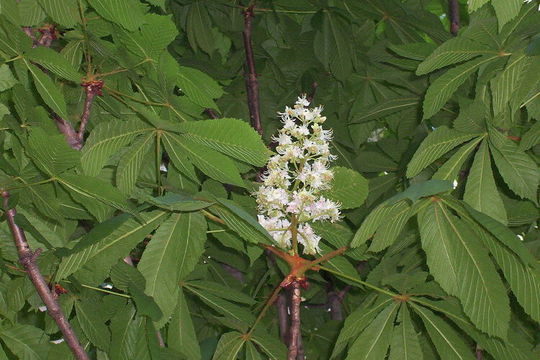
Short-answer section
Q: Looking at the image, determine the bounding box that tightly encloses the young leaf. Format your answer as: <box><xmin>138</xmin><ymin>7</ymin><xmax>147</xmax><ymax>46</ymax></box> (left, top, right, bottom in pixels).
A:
<box><xmin>407</xmin><ymin>127</ymin><xmax>478</xmax><ymax>177</ymax></box>
<box><xmin>418</xmin><ymin>201</ymin><xmax>510</xmax><ymax>339</ymax></box>
<box><xmin>463</xmin><ymin>141</ymin><xmax>507</xmax><ymax>224</ymax></box>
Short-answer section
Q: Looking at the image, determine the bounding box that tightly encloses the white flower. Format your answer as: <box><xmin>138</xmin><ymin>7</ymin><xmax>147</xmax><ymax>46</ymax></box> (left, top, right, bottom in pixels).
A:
<box><xmin>255</xmin><ymin>95</ymin><xmax>341</xmax><ymax>255</ymax></box>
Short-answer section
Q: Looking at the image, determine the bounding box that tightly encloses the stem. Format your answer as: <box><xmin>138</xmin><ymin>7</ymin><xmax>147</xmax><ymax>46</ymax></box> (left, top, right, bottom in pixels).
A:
<box><xmin>2</xmin><ymin>191</ymin><xmax>90</xmax><ymax>360</ymax></box>
<box><xmin>52</xmin><ymin>113</ymin><xmax>82</xmax><ymax>150</ymax></box>
<box><xmin>448</xmin><ymin>0</ymin><xmax>460</xmax><ymax>36</ymax></box>
<box><xmin>287</xmin><ymin>281</ymin><xmax>301</xmax><ymax>360</ymax></box>
<box><xmin>77</xmin><ymin>89</ymin><xmax>95</xmax><ymax>142</ymax></box>
<box><xmin>242</xmin><ymin>4</ymin><xmax>263</xmax><ymax>135</ymax></box>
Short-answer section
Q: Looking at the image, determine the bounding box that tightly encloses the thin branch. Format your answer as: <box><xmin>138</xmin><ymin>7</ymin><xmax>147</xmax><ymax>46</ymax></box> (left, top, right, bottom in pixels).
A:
<box><xmin>287</xmin><ymin>281</ymin><xmax>302</xmax><ymax>360</ymax></box>
<box><xmin>242</xmin><ymin>4</ymin><xmax>263</xmax><ymax>135</ymax></box>
<box><xmin>2</xmin><ymin>191</ymin><xmax>89</xmax><ymax>360</ymax></box>
<box><xmin>448</xmin><ymin>0</ymin><xmax>460</xmax><ymax>36</ymax></box>
<box><xmin>77</xmin><ymin>80</ymin><xmax>104</xmax><ymax>142</ymax></box>
<box><xmin>276</xmin><ymin>292</ymin><xmax>289</xmax><ymax>343</ymax></box>
<box><xmin>204</xmin><ymin>108</ymin><xmax>220</xmax><ymax>119</ymax></box>
<box><xmin>52</xmin><ymin>113</ymin><xmax>82</xmax><ymax>150</ymax></box>
<box><xmin>296</xmin><ymin>334</ymin><xmax>305</xmax><ymax>360</ymax></box>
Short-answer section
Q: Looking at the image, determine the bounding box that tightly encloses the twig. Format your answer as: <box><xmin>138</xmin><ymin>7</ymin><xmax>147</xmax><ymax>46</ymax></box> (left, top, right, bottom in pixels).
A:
<box><xmin>52</xmin><ymin>113</ymin><xmax>82</xmax><ymax>150</ymax></box>
<box><xmin>448</xmin><ymin>0</ymin><xmax>460</xmax><ymax>36</ymax></box>
<box><xmin>2</xmin><ymin>191</ymin><xmax>90</xmax><ymax>360</ymax></box>
<box><xmin>287</xmin><ymin>281</ymin><xmax>301</xmax><ymax>360</ymax></box>
<box><xmin>242</xmin><ymin>4</ymin><xmax>263</xmax><ymax>135</ymax></box>
<box><xmin>276</xmin><ymin>292</ymin><xmax>289</xmax><ymax>343</ymax></box>
<box><xmin>204</xmin><ymin>108</ymin><xmax>219</xmax><ymax>119</ymax></box>
<box><xmin>77</xmin><ymin>80</ymin><xmax>104</xmax><ymax>142</ymax></box>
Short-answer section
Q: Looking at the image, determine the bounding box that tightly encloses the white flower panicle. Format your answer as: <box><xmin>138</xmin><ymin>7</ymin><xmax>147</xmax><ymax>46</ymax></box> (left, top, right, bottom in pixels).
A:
<box><xmin>255</xmin><ymin>96</ymin><xmax>340</xmax><ymax>255</ymax></box>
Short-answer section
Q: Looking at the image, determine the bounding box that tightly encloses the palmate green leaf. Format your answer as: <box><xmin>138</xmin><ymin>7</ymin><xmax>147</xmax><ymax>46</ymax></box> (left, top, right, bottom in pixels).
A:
<box><xmin>519</xmin><ymin>120</ymin><xmax>540</xmax><ymax>151</ymax></box>
<box><xmin>463</xmin><ymin>141</ymin><xmax>507</xmax><ymax>224</ymax></box>
<box><xmin>177</xmin><ymin>66</ymin><xmax>223</xmax><ymax>109</ymax></box>
<box><xmin>24</xmin><ymin>60</ymin><xmax>68</xmax><ymax>119</ymax></box>
<box><xmin>186</xmin><ymin>281</ymin><xmax>254</xmax><ymax>305</ymax></box>
<box><xmin>81</xmin><ymin>119</ymin><xmax>150</xmax><ymax>176</ymax></box>
<box><xmin>416</xmin><ymin>37</ymin><xmax>494</xmax><ymax>75</ymax></box>
<box><xmin>352</xmin><ymin>200</ymin><xmax>408</xmax><ymax>247</ymax></box>
<box><xmin>422</xmin><ymin>55</ymin><xmax>499</xmax><ymax>119</ymax></box>
<box><xmin>57</xmin><ymin>173</ymin><xmax>132</xmax><ymax>214</ymax></box>
<box><xmin>331</xmin><ymin>296</ymin><xmax>394</xmax><ymax>358</ymax></box>
<box><xmin>0</xmin><ymin>64</ymin><xmax>17</xmax><ymax>91</ymax></box>
<box><xmin>185</xmin><ymin>285</ymin><xmax>255</xmax><ymax>326</ymax></box>
<box><xmin>412</xmin><ymin>305</ymin><xmax>474</xmax><ymax>360</ymax></box>
<box><xmin>492</xmin><ymin>0</ymin><xmax>522</xmax><ymax>29</ymax></box>
<box><xmin>116</xmin><ymin>132</ymin><xmax>154</xmax><ymax>195</ymax></box>
<box><xmin>137</xmin><ymin>192</ymin><xmax>212</xmax><ymax>212</ymax></box>
<box><xmin>128</xmin><ymin>283</ymin><xmax>163</xmax><ymax>322</ymax></box>
<box><xmin>75</xmin><ymin>299</ymin><xmax>110</xmax><ymax>351</ymax></box>
<box><xmin>87</xmin><ymin>0</ymin><xmax>146</xmax><ymax>31</ymax></box>
<box><xmin>138</xmin><ymin>212</ymin><xmax>207</xmax><ymax>326</ymax></box>
<box><xmin>37</xmin><ymin>0</ymin><xmax>80</xmax><ymax>27</ymax></box>
<box><xmin>349</xmin><ymin>97</ymin><xmax>420</xmax><ymax>123</ymax></box>
<box><xmin>212</xmin><ymin>198</ymin><xmax>272</xmax><ymax>245</ymax></box>
<box><xmin>250</xmin><ymin>329</ymin><xmax>287</xmax><ymax>360</ymax></box>
<box><xmin>28</xmin><ymin>128</ymin><xmax>80</xmax><ymax>176</ymax></box>
<box><xmin>389</xmin><ymin>305</ymin><xmax>423</xmax><ymax>360</ymax></box>
<box><xmin>388</xmin><ymin>42</ymin><xmax>437</xmax><ymax>61</ymax></box>
<box><xmin>176</xmin><ymin>118</ymin><xmax>268</xmax><ymax>166</ymax></box>
<box><xmin>407</xmin><ymin>127</ymin><xmax>478</xmax><ymax>177</ymax></box>
<box><xmin>345</xmin><ymin>302</ymin><xmax>399</xmax><ymax>360</ymax></box>
<box><xmin>56</xmin><ymin>210</ymin><xmax>167</xmax><ymax>280</ymax></box>
<box><xmin>161</xmin><ymin>132</ymin><xmax>199</xmax><ymax>182</ymax></box>
<box><xmin>212</xmin><ymin>332</ymin><xmax>246</xmax><ymax>360</ymax></box>
<box><xmin>168</xmin><ymin>290</ymin><xmax>201</xmax><ymax>360</ymax></box>
<box><xmin>0</xmin><ymin>324</ymin><xmax>48</xmax><ymax>360</ymax></box>
<box><xmin>418</xmin><ymin>201</ymin><xmax>510</xmax><ymax>339</ymax></box>
<box><xmin>432</xmin><ymin>136</ymin><xmax>483</xmax><ymax>181</ymax></box>
<box><xmin>26</xmin><ymin>46</ymin><xmax>82</xmax><ymax>82</ymax></box>
<box><xmin>186</xmin><ymin>1</ymin><xmax>214</xmax><ymax>55</ymax></box>
<box><xmin>387</xmin><ymin>180</ymin><xmax>453</xmax><ymax>203</ymax></box>
<box><xmin>109</xmin><ymin>305</ymin><xmax>138</xmax><ymax>360</ymax></box>
<box><xmin>110</xmin><ymin>261</ymin><xmax>146</xmax><ymax>292</ymax></box>
<box><xmin>325</xmin><ymin>167</ymin><xmax>368</xmax><ymax>209</ymax></box>
<box><xmin>468</xmin><ymin>0</ymin><xmax>490</xmax><ymax>12</ymax></box>
<box><xmin>245</xmin><ymin>342</ymin><xmax>262</xmax><ymax>360</ymax></box>
<box><xmin>162</xmin><ymin>132</ymin><xmax>244</xmax><ymax>187</ymax></box>
<box><xmin>369</xmin><ymin>201</ymin><xmax>411</xmax><ymax>252</ymax></box>
<box><xmin>476</xmin><ymin>227</ymin><xmax>540</xmax><ymax>323</ymax></box>
<box><xmin>489</xmin><ymin>128</ymin><xmax>539</xmax><ymax>203</ymax></box>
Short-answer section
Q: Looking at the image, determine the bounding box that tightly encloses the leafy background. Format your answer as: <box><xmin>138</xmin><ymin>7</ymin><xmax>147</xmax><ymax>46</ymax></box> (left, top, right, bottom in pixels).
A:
<box><xmin>0</xmin><ymin>0</ymin><xmax>539</xmax><ymax>359</ymax></box>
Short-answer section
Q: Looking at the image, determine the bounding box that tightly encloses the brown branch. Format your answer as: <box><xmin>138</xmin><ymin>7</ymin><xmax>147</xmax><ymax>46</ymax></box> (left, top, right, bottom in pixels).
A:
<box><xmin>77</xmin><ymin>80</ymin><xmax>104</xmax><ymax>143</ymax></box>
<box><xmin>1</xmin><ymin>191</ymin><xmax>90</xmax><ymax>360</ymax></box>
<box><xmin>204</xmin><ymin>108</ymin><xmax>219</xmax><ymax>119</ymax></box>
<box><xmin>242</xmin><ymin>4</ymin><xmax>263</xmax><ymax>135</ymax></box>
<box><xmin>52</xmin><ymin>113</ymin><xmax>82</xmax><ymax>150</ymax></box>
<box><xmin>476</xmin><ymin>345</ymin><xmax>483</xmax><ymax>360</ymax></box>
<box><xmin>287</xmin><ymin>281</ymin><xmax>302</xmax><ymax>360</ymax></box>
<box><xmin>448</xmin><ymin>0</ymin><xmax>460</xmax><ymax>36</ymax></box>
<box><xmin>296</xmin><ymin>335</ymin><xmax>305</xmax><ymax>360</ymax></box>
<box><xmin>276</xmin><ymin>292</ymin><xmax>289</xmax><ymax>343</ymax></box>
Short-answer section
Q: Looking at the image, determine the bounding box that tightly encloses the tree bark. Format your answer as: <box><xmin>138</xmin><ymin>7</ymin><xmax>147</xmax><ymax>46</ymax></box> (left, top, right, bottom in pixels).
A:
<box><xmin>287</xmin><ymin>281</ymin><xmax>301</xmax><ymax>360</ymax></box>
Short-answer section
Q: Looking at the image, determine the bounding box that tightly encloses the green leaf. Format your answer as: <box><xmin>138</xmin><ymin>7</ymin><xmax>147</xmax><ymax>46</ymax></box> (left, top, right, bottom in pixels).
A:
<box><xmin>345</xmin><ymin>302</ymin><xmax>399</xmax><ymax>360</ymax></box>
<box><xmin>26</xmin><ymin>46</ymin><xmax>82</xmax><ymax>82</ymax></box>
<box><xmin>25</xmin><ymin>60</ymin><xmax>68</xmax><ymax>119</ymax></box>
<box><xmin>37</xmin><ymin>0</ymin><xmax>80</xmax><ymax>27</ymax></box>
<box><xmin>491</xmin><ymin>53</ymin><xmax>531</xmax><ymax>115</ymax></box>
<box><xmin>412</xmin><ymin>305</ymin><xmax>474</xmax><ymax>360</ymax></box>
<box><xmin>162</xmin><ymin>132</ymin><xmax>244</xmax><ymax>187</ymax></box>
<box><xmin>0</xmin><ymin>324</ymin><xmax>48</xmax><ymax>360</ymax></box>
<box><xmin>128</xmin><ymin>283</ymin><xmax>163</xmax><ymax>322</ymax></box>
<box><xmin>407</xmin><ymin>127</ymin><xmax>478</xmax><ymax>177</ymax></box>
<box><xmin>109</xmin><ymin>305</ymin><xmax>138</xmax><ymax>360</ymax></box>
<box><xmin>332</xmin><ymin>297</ymin><xmax>394</xmax><ymax>358</ymax></box>
<box><xmin>186</xmin><ymin>2</ymin><xmax>214</xmax><ymax>55</ymax></box>
<box><xmin>177</xmin><ymin>66</ymin><xmax>223</xmax><ymax>109</ymax></box>
<box><xmin>476</xmin><ymin>227</ymin><xmax>540</xmax><ymax>323</ymax></box>
<box><xmin>422</xmin><ymin>55</ymin><xmax>499</xmax><ymax>119</ymax></box>
<box><xmin>418</xmin><ymin>202</ymin><xmax>510</xmax><ymax>338</ymax></box>
<box><xmin>56</xmin><ymin>210</ymin><xmax>167</xmax><ymax>279</ymax></box>
<box><xmin>432</xmin><ymin>137</ymin><xmax>483</xmax><ymax>180</ymax></box>
<box><xmin>75</xmin><ymin>299</ymin><xmax>111</xmax><ymax>350</ymax></box>
<box><xmin>212</xmin><ymin>332</ymin><xmax>245</xmax><ymax>360</ymax></box>
<box><xmin>110</xmin><ymin>260</ymin><xmax>146</xmax><ymax>292</ymax></box>
<box><xmin>387</xmin><ymin>180</ymin><xmax>453</xmax><ymax>203</ymax></box>
<box><xmin>81</xmin><ymin>120</ymin><xmax>150</xmax><ymax>176</ymax></box>
<box><xmin>57</xmin><ymin>173</ymin><xmax>132</xmax><ymax>214</ymax></box>
<box><xmin>212</xmin><ymin>198</ymin><xmax>272</xmax><ymax>245</ymax></box>
<box><xmin>138</xmin><ymin>212</ymin><xmax>206</xmax><ymax>324</ymax></box>
<box><xmin>116</xmin><ymin>132</ymin><xmax>154</xmax><ymax>194</ymax></box>
<box><xmin>417</xmin><ymin>37</ymin><xmax>494</xmax><ymax>75</ymax></box>
<box><xmin>87</xmin><ymin>0</ymin><xmax>146</xmax><ymax>31</ymax></box>
<box><xmin>245</xmin><ymin>342</ymin><xmax>262</xmax><ymax>360</ymax></box>
<box><xmin>352</xmin><ymin>201</ymin><xmax>408</xmax><ymax>247</ymax></box>
<box><xmin>176</xmin><ymin>118</ymin><xmax>268</xmax><ymax>166</ymax></box>
<box><xmin>389</xmin><ymin>305</ymin><xmax>423</xmax><ymax>360</ymax></box>
<box><xmin>369</xmin><ymin>201</ymin><xmax>412</xmax><ymax>252</ymax></box>
<box><xmin>28</xmin><ymin>127</ymin><xmax>80</xmax><ymax>175</ymax></box>
<box><xmin>250</xmin><ymin>329</ymin><xmax>287</xmax><ymax>360</ymax></box>
<box><xmin>168</xmin><ymin>290</ymin><xmax>201</xmax><ymax>360</ymax></box>
<box><xmin>187</xmin><ymin>281</ymin><xmax>254</xmax><ymax>305</ymax></box>
<box><xmin>349</xmin><ymin>97</ymin><xmax>420</xmax><ymax>123</ymax></box>
<box><xmin>492</xmin><ymin>0</ymin><xmax>522</xmax><ymax>29</ymax></box>
<box><xmin>137</xmin><ymin>192</ymin><xmax>212</xmax><ymax>212</ymax></box>
<box><xmin>519</xmin><ymin>120</ymin><xmax>540</xmax><ymax>151</ymax></box>
<box><xmin>468</xmin><ymin>0</ymin><xmax>490</xmax><ymax>12</ymax></box>
<box><xmin>489</xmin><ymin>128</ymin><xmax>539</xmax><ymax>203</ymax></box>
<box><xmin>463</xmin><ymin>141</ymin><xmax>507</xmax><ymax>224</ymax></box>
<box><xmin>325</xmin><ymin>167</ymin><xmax>368</xmax><ymax>209</ymax></box>
<box><xmin>0</xmin><ymin>64</ymin><xmax>17</xmax><ymax>91</ymax></box>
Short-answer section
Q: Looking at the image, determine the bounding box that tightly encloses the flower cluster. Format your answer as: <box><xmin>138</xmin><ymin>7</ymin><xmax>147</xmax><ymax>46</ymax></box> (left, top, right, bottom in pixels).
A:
<box><xmin>255</xmin><ymin>96</ymin><xmax>340</xmax><ymax>255</ymax></box>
